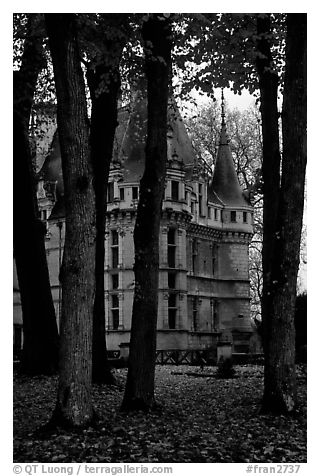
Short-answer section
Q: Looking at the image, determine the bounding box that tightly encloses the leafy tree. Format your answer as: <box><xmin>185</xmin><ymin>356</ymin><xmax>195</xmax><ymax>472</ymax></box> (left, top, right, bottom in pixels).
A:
<box><xmin>121</xmin><ymin>13</ymin><xmax>172</xmax><ymax>411</ymax></box>
<box><xmin>45</xmin><ymin>13</ymin><xmax>96</xmax><ymax>428</ymax></box>
<box><xmin>13</xmin><ymin>13</ymin><xmax>59</xmax><ymax>375</ymax></box>
<box><xmin>175</xmin><ymin>13</ymin><xmax>306</xmax><ymax>413</ymax></box>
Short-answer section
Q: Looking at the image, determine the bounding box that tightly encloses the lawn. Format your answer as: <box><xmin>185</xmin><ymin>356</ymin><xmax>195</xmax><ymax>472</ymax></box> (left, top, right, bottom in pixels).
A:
<box><xmin>13</xmin><ymin>365</ymin><xmax>307</xmax><ymax>463</ymax></box>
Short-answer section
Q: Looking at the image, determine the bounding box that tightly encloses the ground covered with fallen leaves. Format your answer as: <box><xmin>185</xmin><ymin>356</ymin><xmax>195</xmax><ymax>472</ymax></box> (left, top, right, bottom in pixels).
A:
<box><xmin>13</xmin><ymin>365</ymin><xmax>307</xmax><ymax>463</ymax></box>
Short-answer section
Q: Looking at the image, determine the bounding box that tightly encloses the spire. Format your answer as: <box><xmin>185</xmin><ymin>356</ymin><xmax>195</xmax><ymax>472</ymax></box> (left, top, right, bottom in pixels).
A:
<box><xmin>208</xmin><ymin>91</ymin><xmax>247</xmax><ymax>207</ymax></box>
<box><xmin>219</xmin><ymin>88</ymin><xmax>229</xmax><ymax>146</ymax></box>
<box><xmin>221</xmin><ymin>88</ymin><xmax>226</xmax><ymax>127</ymax></box>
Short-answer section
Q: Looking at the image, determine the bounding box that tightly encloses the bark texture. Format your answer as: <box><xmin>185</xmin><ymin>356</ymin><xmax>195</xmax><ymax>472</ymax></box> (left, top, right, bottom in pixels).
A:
<box><xmin>262</xmin><ymin>13</ymin><xmax>307</xmax><ymax>413</ymax></box>
<box><xmin>46</xmin><ymin>13</ymin><xmax>96</xmax><ymax>428</ymax></box>
<box><xmin>255</xmin><ymin>14</ymin><xmax>281</xmax><ymax>360</ymax></box>
<box><xmin>87</xmin><ymin>14</ymin><xmax>129</xmax><ymax>384</ymax></box>
<box><xmin>13</xmin><ymin>14</ymin><xmax>59</xmax><ymax>375</ymax></box>
<box><xmin>122</xmin><ymin>14</ymin><xmax>172</xmax><ymax>411</ymax></box>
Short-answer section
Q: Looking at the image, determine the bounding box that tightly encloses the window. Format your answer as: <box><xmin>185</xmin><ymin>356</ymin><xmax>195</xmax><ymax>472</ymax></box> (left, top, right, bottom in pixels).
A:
<box><xmin>168</xmin><ymin>272</ymin><xmax>176</xmax><ymax>289</ymax></box>
<box><xmin>192</xmin><ymin>297</ymin><xmax>198</xmax><ymax>331</ymax></box>
<box><xmin>168</xmin><ymin>293</ymin><xmax>177</xmax><ymax>329</ymax></box>
<box><xmin>207</xmin><ymin>206</ymin><xmax>211</xmax><ymax>219</ymax></box>
<box><xmin>112</xmin><ymin>249</ymin><xmax>118</xmax><ymax>268</ymax></box>
<box><xmin>168</xmin><ymin>228</ymin><xmax>176</xmax><ymax>268</ymax></box>
<box><xmin>111</xmin><ymin>294</ymin><xmax>119</xmax><ymax>330</ymax></box>
<box><xmin>192</xmin><ymin>239</ymin><xmax>197</xmax><ymax>273</ymax></box>
<box><xmin>213</xmin><ymin>300</ymin><xmax>219</xmax><ymax>331</ymax></box>
<box><xmin>198</xmin><ymin>183</ymin><xmax>203</xmax><ymax>215</ymax></box>
<box><xmin>132</xmin><ymin>186</ymin><xmax>138</xmax><ymax>200</ymax></box>
<box><xmin>119</xmin><ymin>188</ymin><xmax>125</xmax><ymax>201</ymax></box>
<box><xmin>214</xmin><ymin>209</ymin><xmax>218</xmax><ymax>220</ymax></box>
<box><xmin>111</xmin><ymin>230</ymin><xmax>119</xmax><ymax>268</ymax></box>
<box><xmin>171</xmin><ymin>180</ymin><xmax>179</xmax><ymax>201</ymax></box>
<box><xmin>111</xmin><ymin>230</ymin><xmax>118</xmax><ymax>246</ymax></box>
<box><xmin>168</xmin><ymin>228</ymin><xmax>175</xmax><ymax>245</ymax></box>
<box><xmin>230</xmin><ymin>211</ymin><xmax>236</xmax><ymax>222</ymax></box>
<box><xmin>107</xmin><ymin>182</ymin><xmax>114</xmax><ymax>202</ymax></box>
<box><xmin>112</xmin><ymin>274</ymin><xmax>119</xmax><ymax>289</ymax></box>
<box><xmin>40</xmin><ymin>209</ymin><xmax>47</xmax><ymax>221</ymax></box>
<box><xmin>243</xmin><ymin>211</ymin><xmax>247</xmax><ymax>223</ymax></box>
<box><xmin>112</xmin><ymin>294</ymin><xmax>118</xmax><ymax>308</ymax></box>
<box><xmin>191</xmin><ymin>202</ymin><xmax>195</xmax><ymax>214</ymax></box>
<box><xmin>40</xmin><ymin>209</ymin><xmax>49</xmax><ymax>232</ymax></box>
<box><xmin>168</xmin><ymin>248</ymin><xmax>175</xmax><ymax>268</ymax></box>
<box><xmin>212</xmin><ymin>244</ymin><xmax>217</xmax><ymax>275</ymax></box>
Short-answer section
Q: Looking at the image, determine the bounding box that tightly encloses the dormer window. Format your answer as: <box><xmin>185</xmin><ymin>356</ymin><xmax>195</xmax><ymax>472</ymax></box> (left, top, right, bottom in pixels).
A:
<box><xmin>230</xmin><ymin>211</ymin><xmax>236</xmax><ymax>222</ymax></box>
<box><xmin>214</xmin><ymin>209</ymin><xmax>218</xmax><ymax>220</ymax></box>
<box><xmin>171</xmin><ymin>180</ymin><xmax>179</xmax><ymax>201</ymax></box>
<box><xmin>243</xmin><ymin>211</ymin><xmax>248</xmax><ymax>223</ymax></box>
<box><xmin>107</xmin><ymin>182</ymin><xmax>114</xmax><ymax>202</ymax></box>
<box><xmin>40</xmin><ymin>209</ymin><xmax>47</xmax><ymax>221</ymax></box>
<box><xmin>198</xmin><ymin>183</ymin><xmax>203</xmax><ymax>216</ymax></box>
<box><xmin>119</xmin><ymin>188</ymin><xmax>125</xmax><ymax>201</ymax></box>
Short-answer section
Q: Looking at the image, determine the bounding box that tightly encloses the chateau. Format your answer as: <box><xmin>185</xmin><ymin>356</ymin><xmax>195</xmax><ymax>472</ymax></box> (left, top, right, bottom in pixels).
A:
<box><xmin>13</xmin><ymin>92</ymin><xmax>254</xmax><ymax>358</ymax></box>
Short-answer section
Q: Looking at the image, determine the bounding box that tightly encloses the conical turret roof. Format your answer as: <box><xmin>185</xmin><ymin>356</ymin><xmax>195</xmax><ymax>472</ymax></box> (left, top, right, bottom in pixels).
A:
<box><xmin>208</xmin><ymin>120</ymin><xmax>247</xmax><ymax>207</ymax></box>
<box><xmin>117</xmin><ymin>90</ymin><xmax>147</xmax><ymax>182</ymax></box>
<box><xmin>117</xmin><ymin>91</ymin><xmax>197</xmax><ymax>181</ymax></box>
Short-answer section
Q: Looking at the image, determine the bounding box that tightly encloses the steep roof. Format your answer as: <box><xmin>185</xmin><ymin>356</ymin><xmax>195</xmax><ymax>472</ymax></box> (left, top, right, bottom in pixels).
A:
<box><xmin>208</xmin><ymin>122</ymin><xmax>248</xmax><ymax>207</ymax></box>
<box><xmin>38</xmin><ymin>131</ymin><xmax>64</xmax><ymax>197</ymax></box>
<box><xmin>117</xmin><ymin>93</ymin><xmax>197</xmax><ymax>181</ymax></box>
<box><xmin>167</xmin><ymin>98</ymin><xmax>196</xmax><ymax>169</ymax></box>
<box><xmin>117</xmin><ymin>91</ymin><xmax>147</xmax><ymax>182</ymax></box>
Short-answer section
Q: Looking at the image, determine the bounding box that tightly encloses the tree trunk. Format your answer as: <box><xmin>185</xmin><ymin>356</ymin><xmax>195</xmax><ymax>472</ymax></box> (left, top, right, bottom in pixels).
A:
<box><xmin>13</xmin><ymin>14</ymin><xmax>59</xmax><ymax>375</ymax></box>
<box><xmin>255</xmin><ymin>14</ymin><xmax>282</xmax><ymax>362</ymax></box>
<box><xmin>262</xmin><ymin>13</ymin><xmax>307</xmax><ymax>413</ymax></box>
<box><xmin>87</xmin><ymin>14</ymin><xmax>129</xmax><ymax>384</ymax></box>
<box><xmin>121</xmin><ymin>14</ymin><xmax>172</xmax><ymax>411</ymax></box>
<box><xmin>45</xmin><ymin>13</ymin><xmax>96</xmax><ymax>428</ymax></box>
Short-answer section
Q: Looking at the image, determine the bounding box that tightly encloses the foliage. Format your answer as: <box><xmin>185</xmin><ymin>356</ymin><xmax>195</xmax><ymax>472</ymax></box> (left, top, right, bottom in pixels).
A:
<box><xmin>13</xmin><ymin>365</ymin><xmax>306</xmax><ymax>463</ymax></box>
<box><xmin>172</xmin><ymin>14</ymin><xmax>286</xmax><ymax>99</ymax></box>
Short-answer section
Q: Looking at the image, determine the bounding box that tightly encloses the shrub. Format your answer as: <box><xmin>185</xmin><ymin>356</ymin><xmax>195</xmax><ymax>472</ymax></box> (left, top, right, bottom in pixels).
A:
<box><xmin>216</xmin><ymin>357</ymin><xmax>236</xmax><ymax>379</ymax></box>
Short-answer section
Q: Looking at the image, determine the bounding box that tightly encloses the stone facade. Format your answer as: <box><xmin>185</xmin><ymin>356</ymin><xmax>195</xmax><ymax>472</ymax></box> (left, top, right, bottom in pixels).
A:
<box><xmin>14</xmin><ymin>95</ymin><xmax>254</xmax><ymax>357</ymax></box>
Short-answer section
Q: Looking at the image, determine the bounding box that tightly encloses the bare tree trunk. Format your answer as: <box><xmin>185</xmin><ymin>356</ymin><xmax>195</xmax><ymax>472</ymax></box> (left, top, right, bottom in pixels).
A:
<box><xmin>13</xmin><ymin>14</ymin><xmax>59</xmax><ymax>375</ymax></box>
<box><xmin>87</xmin><ymin>14</ymin><xmax>129</xmax><ymax>384</ymax></box>
<box><xmin>255</xmin><ymin>14</ymin><xmax>281</xmax><ymax>363</ymax></box>
<box><xmin>262</xmin><ymin>13</ymin><xmax>307</xmax><ymax>413</ymax></box>
<box><xmin>121</xmin><ymin>14</ymin><xmax>172</xmax><ymax>411</ymax></box>
<box><xmin>45</xmin><ymin>13</ymin><xmax>96</xmax><ymax>428</ymax></box>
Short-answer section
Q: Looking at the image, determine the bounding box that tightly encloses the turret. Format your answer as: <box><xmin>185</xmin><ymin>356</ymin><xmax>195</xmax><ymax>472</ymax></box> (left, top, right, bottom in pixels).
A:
<box><xmin>208</xmin><ymin>91</ymin><xmax>253</xmax><ymax>234</ymax></box>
